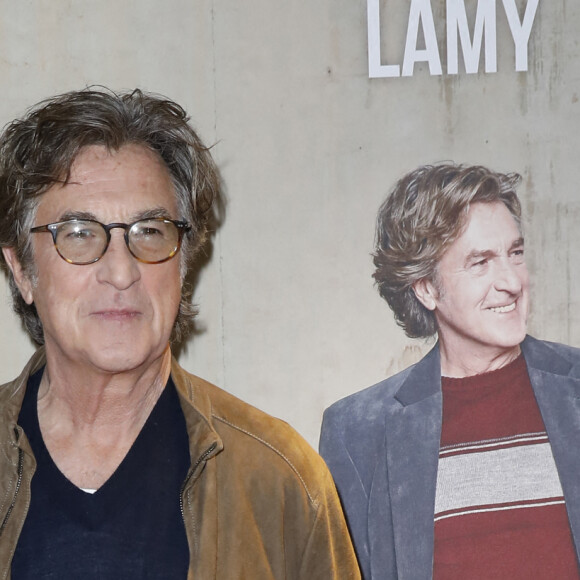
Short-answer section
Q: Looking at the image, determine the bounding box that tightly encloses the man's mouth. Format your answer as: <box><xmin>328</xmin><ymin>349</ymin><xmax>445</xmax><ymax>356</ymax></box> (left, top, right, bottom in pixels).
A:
<box><xmin>488</xmin><ymin>302</ymin><xmax>516</xmax><ymax>313</ymax></box>
<box><xmin>92</xmin><ymin>309</ymin><xmax>141</xmax><ymax>320</ymax></box>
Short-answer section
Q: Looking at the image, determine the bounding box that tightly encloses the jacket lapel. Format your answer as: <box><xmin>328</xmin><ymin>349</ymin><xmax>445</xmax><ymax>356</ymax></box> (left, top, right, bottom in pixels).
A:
<box><xmin>523</xmin><ymin>337</ymin><xmax>580</xmax><ymax>559</ymax></box>
<box><xmin>374</xmin><ymin>345</ymin><xmax>442</xmax><ymax>580</ymax></box>
<box><xmin>171</xmin><ymin>360</ymin><xmax>223</xmax><ymax>579</ymax></box>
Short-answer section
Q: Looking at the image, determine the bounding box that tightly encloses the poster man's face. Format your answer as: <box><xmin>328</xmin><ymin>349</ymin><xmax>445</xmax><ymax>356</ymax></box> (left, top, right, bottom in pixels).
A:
<box><xmin>417</xmin><ymin>201</ymin><xmax>529</xmax><ymax>364</ymax></box>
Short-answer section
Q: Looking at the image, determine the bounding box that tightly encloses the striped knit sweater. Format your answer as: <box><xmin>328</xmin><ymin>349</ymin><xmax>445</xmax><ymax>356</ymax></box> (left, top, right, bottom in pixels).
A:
<box><xmin>433</xmin><ymin>355</ymin><xmax>579</xmax><ymax>579</ymax></box>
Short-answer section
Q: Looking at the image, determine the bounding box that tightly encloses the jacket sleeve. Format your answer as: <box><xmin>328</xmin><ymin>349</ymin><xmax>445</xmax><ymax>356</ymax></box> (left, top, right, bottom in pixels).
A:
<box><xmin>297</xmin><ymin>466</ymin><xmax>362</xmax><ymax>579</ymax></box>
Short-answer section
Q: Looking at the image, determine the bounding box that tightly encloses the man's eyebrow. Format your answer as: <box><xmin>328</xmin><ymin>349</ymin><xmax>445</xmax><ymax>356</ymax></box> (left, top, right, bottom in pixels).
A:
<box><xmin>132</xmin><ymin>207</ymin><xmax>174</xmax><ymax>221</ymax></box>
<box><xmin>464</xmin><ymin>249</ymin><xmax>495</xmax><ymax>265</ymax></box>
<box><xmin>463</xmin><ymin>237</ymin><xmax>525</xmax><ymax>266</ymax></box>
<box><xmin>58</xmin><ymin>210</ymin><xmax>97</xmax><ymax>221</ymax></box>
<box><xmin>510</xmin><ymin>237</ymin><xmax>525</xmax><ymax>250</ymax></box>
<box><xmin>57</xmin><ymin>207</ymin><xmax>173</xmax><ymax>223</ymax></box>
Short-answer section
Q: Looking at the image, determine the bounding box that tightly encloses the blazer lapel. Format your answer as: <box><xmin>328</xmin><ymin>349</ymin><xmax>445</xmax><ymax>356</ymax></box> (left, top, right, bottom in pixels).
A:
<box><xmin>374</xmin><ymin>346</ymin><xmax>442</xmax><ymax>580</ymax></box>
<box><xmin>523</xmin><ymin>337</ymin><xmax>580</xmax><ymax>558</ymax></box>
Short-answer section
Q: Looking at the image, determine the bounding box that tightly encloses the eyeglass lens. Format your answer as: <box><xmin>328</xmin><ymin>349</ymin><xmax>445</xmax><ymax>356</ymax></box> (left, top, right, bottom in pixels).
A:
<box><xmin>54</xmin><ymin>219</ymin><xmax>182</xmax><ymax>264</ymax></box>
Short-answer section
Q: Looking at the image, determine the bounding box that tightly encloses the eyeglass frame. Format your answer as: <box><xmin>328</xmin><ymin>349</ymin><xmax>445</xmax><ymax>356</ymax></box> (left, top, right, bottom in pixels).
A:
<box><xmin>30</xmin><ymin>217</ymin><xmax>192</xmax><ymax>265</ymax></box>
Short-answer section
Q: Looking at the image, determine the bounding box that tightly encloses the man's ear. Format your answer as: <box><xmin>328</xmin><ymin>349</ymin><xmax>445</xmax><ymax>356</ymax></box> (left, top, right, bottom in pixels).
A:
<box><xmin>412</xmin><ymin>278</ymin><xmax>438</xmax><ymax>312</ymax></box>
<box><xmin>2</xmin><ymin>247</ymin><xmax>34</xmax><ymax>305</ymax></box>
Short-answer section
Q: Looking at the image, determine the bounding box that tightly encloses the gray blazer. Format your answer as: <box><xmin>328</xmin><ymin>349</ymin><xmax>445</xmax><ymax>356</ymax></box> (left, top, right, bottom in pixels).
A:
<box><xmin>320</xmin><ymin>336</ymin><xmax>580</xmax><ymax>579</ymax></box>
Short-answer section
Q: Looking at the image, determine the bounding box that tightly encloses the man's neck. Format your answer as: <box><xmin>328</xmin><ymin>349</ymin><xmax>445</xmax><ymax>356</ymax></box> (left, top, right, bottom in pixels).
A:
<box><xmin>439</xmin><ymin>341</ymin><xmax>522</xmax><ymax>378</ymax></box>
<box><xmin>35</xmin><ymin>348</ymin><xmax>172</xmax><ymax>490</ymax></box>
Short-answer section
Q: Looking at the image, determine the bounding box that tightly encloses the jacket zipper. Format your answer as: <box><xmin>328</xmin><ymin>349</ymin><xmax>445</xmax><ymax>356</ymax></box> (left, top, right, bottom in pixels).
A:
<box><xmin>0</xmin><ymin>447</ymin><xmax>24</xmax><ymax>537</ymax></box>
<box><xmin>180</xmin><ymin>441</ymin><xmax>218</xmax><ymax>519</ymax></box>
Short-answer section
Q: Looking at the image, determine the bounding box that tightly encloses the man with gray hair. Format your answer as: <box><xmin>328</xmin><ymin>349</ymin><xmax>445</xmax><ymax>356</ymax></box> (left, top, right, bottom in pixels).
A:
<box><xmin>320</xmin><ymin>164</ymin><xmax>580</xmax><ymax>579</ymax></box>
<box><xmin>0</xmin><ymin>87</ymin><xmax>359</xmax><ymax>578</ymax></box>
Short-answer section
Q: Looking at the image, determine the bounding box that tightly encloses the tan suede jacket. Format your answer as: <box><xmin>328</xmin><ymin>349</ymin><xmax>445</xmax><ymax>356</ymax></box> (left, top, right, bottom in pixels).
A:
<box><xmin>0</xmin><ymin>349</ymin><xmax>360</xmax><ymax>579</ymax></box>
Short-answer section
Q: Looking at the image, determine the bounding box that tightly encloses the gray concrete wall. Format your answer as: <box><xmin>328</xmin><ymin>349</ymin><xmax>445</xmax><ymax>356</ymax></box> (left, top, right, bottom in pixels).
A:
<box><xmin>0</xmin><ymin>0</ymin><xmax>577</xmax><ymax>446</ymax></box>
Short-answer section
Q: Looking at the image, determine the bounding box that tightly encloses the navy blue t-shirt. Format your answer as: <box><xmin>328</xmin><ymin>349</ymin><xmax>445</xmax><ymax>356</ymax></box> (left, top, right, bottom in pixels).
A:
<box><xmin>12</xmin><ymin>368</ymin><xmax>191</xmax><ymax>579</ymax></box>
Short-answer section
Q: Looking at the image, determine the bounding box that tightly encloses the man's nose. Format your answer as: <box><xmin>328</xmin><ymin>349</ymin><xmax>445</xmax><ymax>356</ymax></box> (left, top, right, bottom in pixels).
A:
<box><xmin>494</xmin><ymin>258</ymin><xmax>523</xmax><ymax>294</ymax></box>
<box><xmin>95</xmin><ymin>230</ymin><xmax>141</xmax><ymax>290</ymax></box>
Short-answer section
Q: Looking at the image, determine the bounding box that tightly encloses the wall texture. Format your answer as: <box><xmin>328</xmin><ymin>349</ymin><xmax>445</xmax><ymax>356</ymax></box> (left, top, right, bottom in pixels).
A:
<box><xmin>0</xmin><ymin>0</ymin><xmax>577</xmax><ymax>446</ymax></box>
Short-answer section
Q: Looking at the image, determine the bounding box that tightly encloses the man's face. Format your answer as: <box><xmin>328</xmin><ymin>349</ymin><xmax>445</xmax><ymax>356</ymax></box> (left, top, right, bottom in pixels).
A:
<box><xmin>13</xmin><ymin>144</ymin><xmax>183</xmax><ymax>375</ymax></box>
<box><xmin>415</xmin><ymin>201</ymin><xmax>529</xmax><ymax>367</ymax></box>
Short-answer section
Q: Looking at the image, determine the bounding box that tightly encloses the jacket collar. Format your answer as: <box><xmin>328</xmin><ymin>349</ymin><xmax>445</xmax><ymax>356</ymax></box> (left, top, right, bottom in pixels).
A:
<box><xmin>394</xmin><ymin>342</ymin><xmax>441</xmax><ymax>407</ymax></box>
<box><xmin>0</xmin><ymin>347</ymin><xmax>46</xmax><ymax>448</ymax></box>
<box><xmin>393</xmin><ymin>335</ymin><xmax>576</xmax><ymax>406</ymax></box>
<box><xmin>521</xmin><ymin>334</ymin><xmax>577</xmax><ymax>375</ymax></box>
<box><xmin>170</xmin><ymin>357</ymin><xmax>224</xmax><ymax>469</ymax></box>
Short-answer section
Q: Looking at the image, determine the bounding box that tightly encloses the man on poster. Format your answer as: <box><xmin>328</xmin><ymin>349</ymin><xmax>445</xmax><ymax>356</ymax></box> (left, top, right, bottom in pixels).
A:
<box><xmin>320</xmin><ymin>163</ymin><xmax>580</xmax><ymax>579</ymax></box>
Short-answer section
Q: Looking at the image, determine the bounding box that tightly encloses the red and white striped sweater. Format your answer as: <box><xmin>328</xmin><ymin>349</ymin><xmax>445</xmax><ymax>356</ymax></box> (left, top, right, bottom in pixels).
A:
<box><xmin>434</xmin><ymin>355</ymin><xmax>579</xmax><ymax>579</ymax></box>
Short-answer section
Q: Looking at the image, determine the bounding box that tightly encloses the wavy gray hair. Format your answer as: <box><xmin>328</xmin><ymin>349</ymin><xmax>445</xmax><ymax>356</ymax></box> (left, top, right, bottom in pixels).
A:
<box><xmin>373</xmin><ymin>163</ymin><xmax>522</xmax><ymax>338</ymax></box>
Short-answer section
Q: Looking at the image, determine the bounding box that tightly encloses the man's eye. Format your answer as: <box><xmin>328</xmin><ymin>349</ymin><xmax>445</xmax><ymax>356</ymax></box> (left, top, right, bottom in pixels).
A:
<box><xmin>66</xmin><ymin>228</ymin><xmax>94</xmax><ymax>240</ymax></box>
<box><xmin>136</xmin><ymin>227</ymin><xmax>163</xmax><ymax>238</ymax></box>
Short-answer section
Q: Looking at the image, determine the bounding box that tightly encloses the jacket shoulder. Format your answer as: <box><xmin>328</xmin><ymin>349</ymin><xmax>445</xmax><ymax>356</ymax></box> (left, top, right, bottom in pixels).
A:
<box><xmin>533</xmin><ymin>338</ymin><xmax>580</xmax><ymax>360</ymax></box>
<box><xmin>0</xmin><ymin>349</ymin><xmax>45</xmax><ymax>431</ymax></box>
<box><xmin>323</xmin><ymin>362</ymin><xmax>414</xmax><ymax>429</ymax></box>
<box><xmin>174</xmin><ymin>364</ymin><xmax>332</xmax><ymax>505</ymax></box>
<box><xmin>523</xmin><ymin>336</ymin><xmax>580</xmax><ymax>377</ymax></box>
